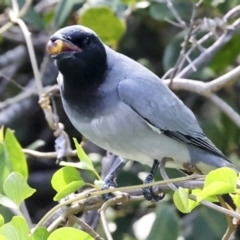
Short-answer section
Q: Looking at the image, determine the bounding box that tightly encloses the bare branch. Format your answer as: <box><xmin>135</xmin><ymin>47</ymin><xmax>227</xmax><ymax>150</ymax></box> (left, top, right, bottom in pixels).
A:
<box><xmin>177</xmin><ymin>16</ymin><xmax>240</xmax><ymax>78</ymax></box>
<box><xmin>206</xmin><ymin>65</ymin><xmax>240</xmax><ymax>92</ymax></box>
<box><xmin>159</xmin><ymin>158</ymin><xmax>178</xmax><ymax>191</ymax></box>
<box><xmin>164</xmin><ymin>66</ymin><xmax>240</xmax><ymax>127</ymax></box>
<box><xmin>100</xmin><ymin>209</ymin><xmax>113</xmax><ymax>240</ymax></box>
<box><xmin>9</xmin><ymin>14</ymin><xmax>43</xmax><ymax>94</ymax></box>
<box><xmin>23</xmin><ymin>149</ymin><xmax>77</xmax><ymax>159</ymax></box>
<box><xmin>209</xmin><ymin>95</ymin><xmax>240</xmax><ymax>128</ymax></box>
<box><xmin>0</xmin><ymin>89</ymin><xmax>37</xmax><ymax>110</ymax></box>
<box><xmin>165</xmin><ymin>0</ymin><xmax>186</xmax><ymax>28</ymax></box>
<box><xmin>169</xmin><ymin>1</ymin><xmax>197</xmax><ymax>83</ymax></box>
<box><xmin>223</xmin><ymin>5</ymin><xmax>240</xmax><ymax>22</ymax></box>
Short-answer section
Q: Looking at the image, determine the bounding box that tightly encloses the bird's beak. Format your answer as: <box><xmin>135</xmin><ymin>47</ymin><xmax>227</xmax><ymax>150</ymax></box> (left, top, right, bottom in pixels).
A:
<box><xmin>47</xmin><ymin>37</ymin><xmax>81</xmax><ymax>56</ymax></box>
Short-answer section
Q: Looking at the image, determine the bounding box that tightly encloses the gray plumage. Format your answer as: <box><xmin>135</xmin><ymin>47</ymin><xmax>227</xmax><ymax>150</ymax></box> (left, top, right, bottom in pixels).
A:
<box><xmin>51</xmin><ymin>25</ymin><xmax>239</xmax><ymax>174</ymax></box>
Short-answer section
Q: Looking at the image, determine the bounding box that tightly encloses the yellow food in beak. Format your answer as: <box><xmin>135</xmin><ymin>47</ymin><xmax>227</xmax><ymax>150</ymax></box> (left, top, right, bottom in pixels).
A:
<box><xmin>47</xmin><ymin>39</ymin><xmax>81</xmax><ymax>55</ymax></box>
<box><xmin>46</xmin><ymin>39</ymin><xmax>64</xmax><ymax>55</ymax></box>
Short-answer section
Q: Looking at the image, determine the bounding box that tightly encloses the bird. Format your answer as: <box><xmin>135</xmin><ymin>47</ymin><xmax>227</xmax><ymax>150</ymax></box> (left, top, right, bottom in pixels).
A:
<box><xmin>47</xmin><ymin>25</ymin><xmax>239</xmax><ymax>201</ymax></box>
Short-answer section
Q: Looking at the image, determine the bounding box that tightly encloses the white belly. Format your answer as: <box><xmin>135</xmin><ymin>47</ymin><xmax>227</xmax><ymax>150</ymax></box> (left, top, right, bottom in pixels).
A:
<box><xmin>63</xmin><ymin>100</ymin><xmax>190</xmax><ymax>167</ymax></box>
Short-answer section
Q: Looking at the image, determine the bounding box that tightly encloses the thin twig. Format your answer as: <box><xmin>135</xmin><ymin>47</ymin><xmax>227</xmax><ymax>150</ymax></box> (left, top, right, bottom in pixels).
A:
<box><xmin>217</xmin><ymin>195</ymin><xmax>237</xmax><ymax>240</ymax></box>
<box><xmin>0</xmin><ymin>0</ymin><xmax>31</xmax><ymax>34</ymax></box>
<box><xmin>23</xmin><ymin>149</ymin><xmax>77</xmax><ymax>158</ymax></box>
<box><xmin>159</xmin><ymin>158</ymin><xmax>240</xmax><ymax>224</ymax></box>
<box><xmin>0</xmin><ymin>90</ymin><xmax>37</xmax><ymax>110</ymax></box>
<box><xmin>70</xmin><ymin>215</ymin><xmax>104</xmax><ymax>240</ymax></box>
<box><xmin>9</xmin><ymin>15</ymin><xmax>43</xmax><ymax>94</ymax></box>
<box><xmin>169</xmin><ymin>1</ymin><xmax>197</xmax><ymax>85</ymax></box>
<box><xmin>34</xmin><ymin>175</ymin><xmax>203</xmax><ymax>229</ymax></box>
<box><xmin>223</xmin><ymin>5</ymin><xmax>240</xmax><ymax>22</ymax></box>
<box><xmin>20</xmin><ymin>202</ymin><xmax>33</xmax><ymax>228</ymax></box>
<box><xmin>189</xmin><ymin>193</ymin><xmax>240</xmax><ymax>220</ymax></box>
<box><xmin>159</xmin><ymin>158</ymin><xmax>178</xmax><ymax>191</ymax></box>
<box><xmin>97</xmin><ymin>193</ymin><xmax>130</xmax><ymax>240</ymax></box>
<box><xmin>165</xmin><ymin>0</ymin><xmax>186</xmax><ymax>28</ymax></box>
<box><xmin>177</xmin><ymin>32</ymin><xmax>213</xmax><ymax>72</ymax></box>
<box><xmin>209</xmin><ymin>94</ymin><xmax>240</xmax><ymax>128</ymax></box>
<box><xmin>206</xmin><ymin>65</ymin><xmax>240</xmax><ymax>92</ymax></box>
<box><xmin>100</xmin><ymin>210</ymin><xmax>113</xmax><ymax>240</ymax></box>
<box><xmin>47</xmin><ymin>214</ymin><xmax>65</xmax><ymax>232</ymax></box>
<box><xmin>177</xmin><ymin>16</ymin><xmax>240</xmax><ymax>78</ymax></box>
<box><xmin>163</xmin><ymin>67</ymin><xmax>240</xmax><ymax>127</ymax></box>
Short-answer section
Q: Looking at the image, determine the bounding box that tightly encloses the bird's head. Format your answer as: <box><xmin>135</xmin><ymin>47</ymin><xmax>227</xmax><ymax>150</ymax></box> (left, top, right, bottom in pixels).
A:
<box><xmin>47</xmin><ymin>25</ymin><xmax>107</xmax><ymax>84</ymax></box>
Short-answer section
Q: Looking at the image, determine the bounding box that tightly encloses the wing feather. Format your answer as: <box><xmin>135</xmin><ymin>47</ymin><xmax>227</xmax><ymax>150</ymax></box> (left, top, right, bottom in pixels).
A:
<box><xmin>118</xmin><ymin>77</ymin><xmax>227</xmax><ymax>160</ymax></box>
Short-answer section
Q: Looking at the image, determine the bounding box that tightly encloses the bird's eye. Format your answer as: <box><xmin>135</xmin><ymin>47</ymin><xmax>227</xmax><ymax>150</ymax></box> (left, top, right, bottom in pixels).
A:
<box><xmin>65</xmin><ymin>36</ymin><xmax>72</xmax><ymax>41</ymax></box>
<box><xmin>83</xmin><ymin>37</ymin><xmax>91</xmax><ymax>46</ymax></box>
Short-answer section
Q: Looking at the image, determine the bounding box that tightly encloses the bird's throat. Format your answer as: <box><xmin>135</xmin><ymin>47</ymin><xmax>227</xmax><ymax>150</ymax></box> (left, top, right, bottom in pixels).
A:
<box><xmin>57</xmin><ymin>56</ymin><xmax>108</xmax><ymax>118</ymax></box>
<box><xmin>56</xmin><ymin>50</ymin><xmax>107</xmax><ymax>90</ymax></box>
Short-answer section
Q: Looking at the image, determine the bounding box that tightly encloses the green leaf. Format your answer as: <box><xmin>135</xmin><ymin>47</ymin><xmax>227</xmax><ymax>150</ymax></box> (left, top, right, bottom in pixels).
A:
<box><xmin>204</xmin><ymin>167</ymin><xmax>237</xmax><ymax>188</ymax></box>
<box><xmin>174</xmin><ymin>187</ymin><xmax>220</xmax><ymax>213</ymax></box>
<box><xmin>5</xmin><ymin>129</ymin><xmax>28</xmax><ymax>179</ymax></box>
<box><xmin>149</xmin><ymin>1</ymin><xmax>192</xmax><ymax>21</ymax></box>
<box><xmin>210</xmin><ymin>32</ymin><xmax>240</xmax><ymax>73</ymax></box>
<box><xmin>188</xmin><ymin>189</ymin><xmax>202</xmax><ymax>212</ymax></box>
<box><xmin>0</xmin><ymin>127</ymin><xmax>3</xmax><ymax>141</ymax></box>
<box><xmin>0</xmin><ymin>216</ymin><xmax>31</xmax><ymax>240</ymax></box>
<box><xmin>191</xmin><ymin>188</ymin><xmax>219</xmax><ymax>205</ymax></box>
<box><xmin>0</xmin><ymin>128</ymin><xmax>29</xmax><ymax>194</ymax></box>
<box><xmin>147</xmin><ymin>203</ymin><xmax>180</xmax><ymax>240</ymax></box>
<box><xmin>73</xmin><ymin>138</ymin><xmax>94</xmax><ymax>170</ymax></box>
<box><xmin>120</xmin><ymin>0</ymin><xmax>136</xmax><ymax>4</ymax></box>
<box><xmin>11</xmin><ymin>0</ymin><xmax>45</xmax><ymax>30</ymax></box>
<box><xmin>54</xmin><ymin>0</ymin><xmax>83</xmax><ymax>28</ymax></box>
<box><xmin>53</xmin><ymin>181</ymin><xmax>85</xmax><ymax>201</ymax></box>
<box><xmin>51</xmin><ymin>166</ymin><xmax>85</xmax><ymax>192</ymax></box>
<box><xmin>196</xmin><ymin>168</ymin><xmax>237</xmax><ymax>202</ymax></box>
<box><xmin>22</xmin><ymin>8</ymin><xmax>45</xmax><ymax>30</ymax></box>
<box><xmin>0</xmin><ymin>235</ymin><xmax>7</xmax><ymax>240</ymax></box>
<box><xmin>59</xmin><ymin>161</ymin><xmax>94</xmax><ymax>171</ymax></box>
<box><xmin>47</xmin><ymin>227</ymin><xmax>94</xmax><ymax>240</ymax></box>
<box><xmin>32</xmin><ymin>227</ymin><xmax>50</xmax><ymax>240</ymax></box>
<box><xmin>150</xmin><ymin>2</ymin><xmax>174</xmax><ymax>21</ymax></box>
<box><xmin>0</xmin><ymin>215</ymin><xmax>4</xmax><ymax>227</ymax></box>
<box><xmin>0</xmin><ymin>194</ymin><xmax>18</xmax><ymax>209</ymax></box>
<box><xmin>43</xmin><ymin>11</ymin><xmax>55</xmax><ymax>26</ymax></box>
<box><xmin>0</xmin><ymin>142</ymin><xmax>11</xmax><ymax>194</ymax></box>
<box><xmin>51</xmin><ymin>167</ymin><xmax>85</xmax><ymax>201</ymax></box>
<box><xmin>3</xmin><ymin>172</ymin><xmax>36</xmax><ymax>207</ymax></box>
<box><xmin>79</xmin><ymin>6</ymin><xmax>126</xmax><ymax>45</ymax></box>
<box><xmin>173</xmin><ymin>187</ymin><xmax>189</xmax><ymax>213</ymax></box>
<box><xmin>197</xmin><ymin>182</ymin><xmax>233</xmax><ymax>202</ymax></box>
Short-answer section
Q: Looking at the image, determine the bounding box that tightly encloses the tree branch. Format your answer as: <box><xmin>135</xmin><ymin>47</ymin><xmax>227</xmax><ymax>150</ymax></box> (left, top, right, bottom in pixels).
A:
<box><xmin>177</xmin><ymin>6</ymin><xmax>240</xmax><ymax>78</ymax></box>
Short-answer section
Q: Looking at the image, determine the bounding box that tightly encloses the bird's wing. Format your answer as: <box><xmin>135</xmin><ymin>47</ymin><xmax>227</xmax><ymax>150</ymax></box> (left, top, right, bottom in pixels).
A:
<box><xmin>118</xmin><ymin>77</ymin><xmax>227</xmax><ymax>160</ymax></box>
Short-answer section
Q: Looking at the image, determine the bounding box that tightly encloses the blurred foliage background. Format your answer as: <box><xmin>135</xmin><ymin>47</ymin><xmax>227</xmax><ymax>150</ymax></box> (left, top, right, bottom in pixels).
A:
<box><xmin>1</xmin><ymin>0</ymin><xmax>240</xmax><ymax>239</ymax></box>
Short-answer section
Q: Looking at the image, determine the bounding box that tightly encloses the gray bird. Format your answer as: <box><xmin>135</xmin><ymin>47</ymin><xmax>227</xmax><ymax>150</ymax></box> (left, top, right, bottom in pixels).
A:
<box><xmin>47</xmin><ymin>25</ymin><xmax>239</xmax><ymax>201</ymax></box>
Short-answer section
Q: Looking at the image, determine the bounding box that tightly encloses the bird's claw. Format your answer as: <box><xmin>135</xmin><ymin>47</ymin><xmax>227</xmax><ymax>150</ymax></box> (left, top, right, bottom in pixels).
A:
<box><xmin>142</xmin><ymin>173</ymin><xmax>165</xmax><ymax>202</ymax></box>
<box><xmin>183</xmin><ymin>163</ymin><xmax>202</xmax><ymax>174</ymax></box>
<box><xmin>142</xmin><ymin>187</ymin><xmax>165</xmax><ymax>202</ymax></box>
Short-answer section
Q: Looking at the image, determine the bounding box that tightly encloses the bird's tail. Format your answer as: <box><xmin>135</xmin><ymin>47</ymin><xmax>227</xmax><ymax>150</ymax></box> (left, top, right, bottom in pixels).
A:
<box><xmin>224</xmin><ymin>160</ymin><xmax>240</xmax><ymax>174</ymax></box>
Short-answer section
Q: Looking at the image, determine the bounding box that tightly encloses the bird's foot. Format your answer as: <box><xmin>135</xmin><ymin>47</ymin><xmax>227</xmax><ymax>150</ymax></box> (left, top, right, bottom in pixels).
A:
<box><xmin>101</xmin><ymin>174</ymin><xmax>118</xmax><ymax>201</ymax></box>
<box><xmin>142</xmin><ymin>173</ymin><xmax>165</xmax><ymax>202</ymax></box>
<box><xmin>183</xmin><ymin>163</ymin><xmax>202</xmax><ymax>174</ymax></box>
